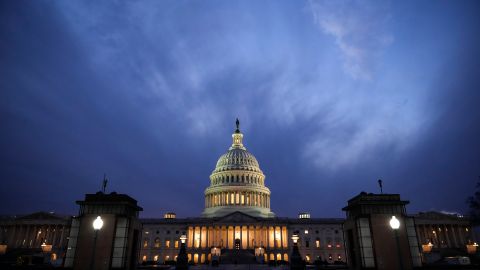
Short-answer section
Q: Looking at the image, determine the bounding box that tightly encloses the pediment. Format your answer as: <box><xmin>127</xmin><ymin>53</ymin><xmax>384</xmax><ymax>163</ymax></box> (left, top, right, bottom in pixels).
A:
<box><xmin>217</xmin><ymin>211</ymin><xmax>259</xmax><ymax>223</ymax></box>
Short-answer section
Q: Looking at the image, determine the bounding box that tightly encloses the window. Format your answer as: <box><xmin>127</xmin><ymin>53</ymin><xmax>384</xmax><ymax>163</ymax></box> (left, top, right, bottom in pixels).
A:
<box><xmin>165</xmin><ymin>240</ymin><xmax>170</xmax><ymax>248</ymax></box>
<box><xmin>315</xmin><ymin>239</ymin><xmax>320</xmax><ymax>248</ymax></box>
<box><xmin>305</xmin><ymin>240</ymin><xmax>309</xmax><ymax>248</ymax></box>
<box><xmin>154</xmin><ymin>238</ymin><xmax>160</xmax><ymax>248</ymax></box>
<box><xmin>305</xmin><ymin>255</ymin><xmax>310</xmax><ymax>262</ymax></box>
<box><xmin>304</xmin><ymin>229</ymin><xmax>309</xmax><ymax>234</ymax></box>
<box><xmin>153</xmin><ymin>255</ymin><xmax>159</xmax><ymax>262</ymax></box>
<box><xmin>175</xmin><ymin>241</ymin><xmax>179</xmax><ymax>248</ymax></box>
<box><xmin>143</xmin><ymin>239</ymin><xmax>148</xmax><ymax>248</ymax></box>
<box><xmin>142</xmin><ymin>255</ymin><xmax>147</xmax><ymax>262</ymax></box>
<box><xmin>51</xmin><ymin>253</ymin><xmax>57</xmax><ymax>261</ymax></box>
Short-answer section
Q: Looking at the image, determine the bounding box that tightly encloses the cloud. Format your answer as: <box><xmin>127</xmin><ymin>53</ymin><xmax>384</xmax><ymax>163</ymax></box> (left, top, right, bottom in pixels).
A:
<box><xmin>308</xmin><ymin>0</ymin><xmax>393</xmax><ymax>80</ymax></box>
<box><xmin>53</xmin><ymin>0</ymin><xmax>428</xmax><ymax>172</ymax></box>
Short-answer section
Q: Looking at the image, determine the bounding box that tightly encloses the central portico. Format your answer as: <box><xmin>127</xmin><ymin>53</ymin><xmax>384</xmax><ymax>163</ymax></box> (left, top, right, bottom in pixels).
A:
<box><xmin>202</xmin><ymin>119</ymin><xmax>275</xmax><ymax>218</ymax></box>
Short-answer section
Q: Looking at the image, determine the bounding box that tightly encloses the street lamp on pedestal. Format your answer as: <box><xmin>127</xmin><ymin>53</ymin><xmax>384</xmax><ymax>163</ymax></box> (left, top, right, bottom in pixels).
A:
<box><xmin>90</xmin><ymin>216</ymin><xmax>103</xmax><ymax>270</ymax></box>
<box><xmin>176</xmin><ymin>234</ymin><xmax>189</xmax><ymax>270</ymax></box>
<box><xmin>290</xmin><ymin>232</ymin><xmax>303</xmax><ymax>270</ymax></box>
<box><xmin>390</xmin><ymin>216</ymin><xmax>404</xmax><ymax>270</ymax></box>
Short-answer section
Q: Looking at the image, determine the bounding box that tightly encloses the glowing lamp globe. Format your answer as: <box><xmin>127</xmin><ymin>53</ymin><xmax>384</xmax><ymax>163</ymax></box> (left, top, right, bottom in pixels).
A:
<box><xmin>389</xmin><ymin>216</ymin><xmax>400</xmax><ymax>230</ymax></box>
<box><xmin>180</xmin><ymin>235</ymin><xmax>187</xmax><ymax>244</ymax></box>
<box><xmin>93</xmin><ymin>216</ymin><xmax>104</xmax><ymax>231</ymax></box>
<box><xmin>291</xmin><ymin>234</ymin><xmax>299</xmax><ymax>244</ymax></box>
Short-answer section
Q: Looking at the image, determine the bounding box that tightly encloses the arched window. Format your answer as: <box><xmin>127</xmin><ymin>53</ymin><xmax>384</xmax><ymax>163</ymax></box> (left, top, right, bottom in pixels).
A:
<box><xmin>154</xmin><ymin>238</ymin><xmax>161</xmax><ymax>248</ymax></box>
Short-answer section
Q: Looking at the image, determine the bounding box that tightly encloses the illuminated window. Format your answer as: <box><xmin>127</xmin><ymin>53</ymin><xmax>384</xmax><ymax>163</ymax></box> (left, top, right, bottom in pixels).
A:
<box><xmin>316</xmin><ymin>239</ymin><xmax>320</xmax><ymax>248</ymax></box>
<box><xmin>174</xmin><ymin>255</ymin><xmax>178</xmax><ymax>261</ymax></box>
<box><xmin>466</xmin><ymin>228</ymin><xmax>469</xmax><ymax>232</ymax></box>
<box><xmin>154</xmin><ymin>238</ymin><xmax>160</xmax><ymax>248</ymax></box>
<box><xmin>283</xmin><ymin>253</ymin><xmax>288</xmax><ymax>261</ymax></box>
<box><xmin>270</xmin><ymin>253</ymin><xmax>274</xmax><ymax>261</ymax></box>
<box><xmin>153</xmin><ymin>255</ymin><xmax>159</xmax><ymax>262</ymax></box>
<box><xmin>327</xmin><ymin>244</ymin><xmax>332</xmax><ymax>248</ymax></box>
<box><xmin>142</xmin><ymin>255</ymin><xmax>147</xmax><ymax>262</ymax></box>
<box><xmin>328</xmin><ymin>254</ymin><xmax>332</xmax><ymax>260</ymax></box>
<box><xmin>194</xmin><ymin>253</ymin><xmax>199</xmax><ymax>263</ymax></box>
<box><xmin>277</xmin><ymin>253</ymin><xmax>282</xmax><ymax>261</ymax></box>
<box><xmin>338</xmin><ymin>255</ymin><xmax>342</xmax><ymax>260</ymax></box>
<box><xmin>143</xmin><ymin>239</ymin><xmax>148</xmax><ymax>248</ymax></box>
<box><xmin>304</xmin><ymin>230</ymin><xmax>308</xmax><ymax>234</ymax></box>
<box><xmin>165</xmin><ymin>240</ymin><xmax>170</xmax><ymax>248</ymax></box>
<box><xmin>175</xmin><ymin>241</ymin><xmax>179</xmax><ymax>248</ymax></box>
<box><xmin>336</xmin><ymin>244</ymin><xmax>341</xmax><ymax>248</ymax></box>
<box><xmin>165</xmin><ymin>255</ymin><xmax>170</xmax><ymax>261</ymax></box>
<box><xmin>51</xmin><ymin>253</ymin><xmax>57</xmax><ymax>261</ymax></box>
<box><xmin>299</xmin><ymin>213</ymin><xmax>310</xmax><ymax>219</ymax></box>
<box><xmin>305</xmin><ymin>255</ymin><xmax>310</xmax><ymax>262</ymax></box>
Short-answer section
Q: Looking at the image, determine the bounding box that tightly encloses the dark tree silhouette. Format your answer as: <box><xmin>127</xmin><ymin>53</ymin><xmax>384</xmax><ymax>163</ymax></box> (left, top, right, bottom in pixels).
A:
<box><xmin>467</xmin><ymin>179</ymin><xmax>480</xmax><ymax>225</ymax></box>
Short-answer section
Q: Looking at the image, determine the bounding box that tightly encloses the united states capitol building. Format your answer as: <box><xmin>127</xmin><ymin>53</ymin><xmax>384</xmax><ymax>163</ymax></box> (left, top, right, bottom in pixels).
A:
<box><xmin>0</xmin><ymin>121</ymin><xmax>475</xmax><ymax>268</ymax></box>
<box><xmin>139</xmin><ymin>120</ymin><xmax>347</xmax><ymax>265</ymax></box>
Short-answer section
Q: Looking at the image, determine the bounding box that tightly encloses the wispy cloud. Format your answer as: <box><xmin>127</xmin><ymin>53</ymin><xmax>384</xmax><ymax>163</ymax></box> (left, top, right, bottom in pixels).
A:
<box><xmin>308</xmin><ymin>0</ymin><xmax>393</xmax><ymax>80</ymax></box>
<box><xmin>54</xmin><ymin>0</ymin><xmax>427</xmax><ymax>172</ymax></box>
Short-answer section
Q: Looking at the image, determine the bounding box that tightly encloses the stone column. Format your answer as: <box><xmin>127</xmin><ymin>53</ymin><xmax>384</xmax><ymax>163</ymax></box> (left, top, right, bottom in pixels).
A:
<box><xmin>59</xmin><ymin>226</ymin><xmax>65</xmax><ymax>248</ymax></box>
<box><xmin>451</xmin><ymin>225</ymin><xmax>458</xmax><ymax>248</ymax></box>
<box><xmin>247</xmin><ymin>225</ymin><xmax>250</xmax><ymax>248</ymax></box>
<box><xmin>444</xmin><ymin>225</ymin><xmax>451</xmax><ymax>247</ymax></box>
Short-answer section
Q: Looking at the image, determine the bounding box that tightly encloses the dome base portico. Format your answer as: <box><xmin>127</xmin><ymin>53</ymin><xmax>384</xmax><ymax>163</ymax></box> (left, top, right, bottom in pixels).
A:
<box><xmin>202</xmin><ymin>206</ymin><xmax>275</xmax><ymax>218</ymax></box>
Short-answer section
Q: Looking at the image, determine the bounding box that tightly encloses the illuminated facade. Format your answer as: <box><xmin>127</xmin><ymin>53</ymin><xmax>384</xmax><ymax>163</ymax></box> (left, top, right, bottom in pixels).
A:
<box><xmin>1</xmin><ymin>121</ymin><xmax>476</xmax><ymax>267</ymax></box>
<box><xmin>138</xmin><ymin>121</ymin><xmax>346</xmax><ymax>265</ymax></box>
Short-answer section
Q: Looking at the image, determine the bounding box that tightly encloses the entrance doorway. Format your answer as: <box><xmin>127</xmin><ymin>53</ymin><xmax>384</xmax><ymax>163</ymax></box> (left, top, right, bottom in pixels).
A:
<box><xmin>234</xmin><ymin>239</ymin><xmax>241</xmax><ymax>250</ymax></box>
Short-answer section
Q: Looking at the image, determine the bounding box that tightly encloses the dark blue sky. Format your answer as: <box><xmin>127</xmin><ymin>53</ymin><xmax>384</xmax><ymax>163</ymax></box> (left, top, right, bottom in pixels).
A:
<box><xmin>1</xmin><ymin>1</ymin><xmax>479</xmax><ymax>218</ymax></box>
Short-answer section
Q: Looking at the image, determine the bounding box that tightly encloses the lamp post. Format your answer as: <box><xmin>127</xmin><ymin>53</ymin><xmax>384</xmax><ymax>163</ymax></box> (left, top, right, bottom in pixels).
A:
<box><xmin>90</xmin><ymin>216</ymin><xmax>103</xmax><ymax>270</ymax></box>
<box><xmin>390</xmin><ymin>216</ymin><xmax>404</xmax><ymax>270</ymax></box>
<box><xmin>290</xmin><ymin>232</ymin><xmax>303</xmax><ymax>270</ymax></box>
<box><xmin>176</xmin><ymin>234</ymin><xmax>188</xmax><ymax>270</ymax></box>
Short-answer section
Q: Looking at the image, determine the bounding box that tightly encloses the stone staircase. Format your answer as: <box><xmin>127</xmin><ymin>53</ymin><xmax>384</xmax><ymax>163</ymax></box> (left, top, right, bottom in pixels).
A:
<box><xmin>219</xmin><ymin>248</ymin><xmax>257</xmax><ymax>264</ymax></box>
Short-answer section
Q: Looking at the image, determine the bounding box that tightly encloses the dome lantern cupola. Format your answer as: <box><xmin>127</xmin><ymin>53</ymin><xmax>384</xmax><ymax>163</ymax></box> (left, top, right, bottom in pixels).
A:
<box><xmin>230</xmin><ymin>118</ymin><xmax>245</xmax><ymax>150</ymax></box>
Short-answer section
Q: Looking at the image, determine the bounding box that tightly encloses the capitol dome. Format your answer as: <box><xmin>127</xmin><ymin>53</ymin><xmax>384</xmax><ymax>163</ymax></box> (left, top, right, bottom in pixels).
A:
<box><xmin>202</xmin><ymin>119</ymin><xmax>275</xmax><ymax>218</ymax></box>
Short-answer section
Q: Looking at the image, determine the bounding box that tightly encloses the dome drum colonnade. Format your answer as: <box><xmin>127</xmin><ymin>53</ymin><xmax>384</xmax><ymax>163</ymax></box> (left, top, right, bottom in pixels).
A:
<box><xmin>202</xmin><ymin>120</ymin><xmax>274</xmax><ymax>218</ymax></box>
